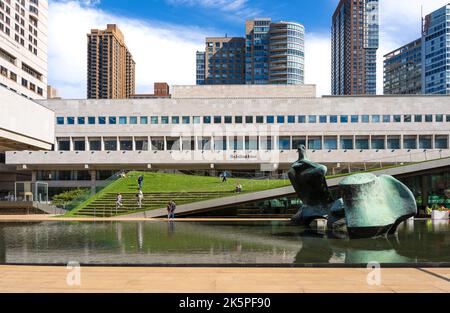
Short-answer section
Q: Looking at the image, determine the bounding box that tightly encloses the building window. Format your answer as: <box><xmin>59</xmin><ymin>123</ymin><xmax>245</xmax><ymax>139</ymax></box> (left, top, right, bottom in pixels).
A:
<box><xmin>246</xmin><ymin>116</ymin><xmax>254</xmax><ymax>123</ymax></box>
<box><xmin>361</xmin><ymin>115</ymin><xmax>369</xmax><ymax>123</ymax></box>
<box><xmin>308</xmin><ymin>137</ymin><xmax>322</xmax><ymax>150</ymax></box>
<box><xmin>383</xmin><ymin>115</ymin><xmax>391</xmax><ymax>123</ymax></box>
<box><xmin>67</xmin><ymin>117</ymin><xmax>75</xmax><ymax>125</ymax></box>
<box><xmin>140</xmin><ymin>117</ymin><xmax>148</xmax><ymax>124</ymax></box>
<box><xmin>419</xmin><ymin>136</ymin><xmax>432</xmax><ymax>149</ymax></box>
<box><xmin>120</xmin><ymin>139</ymin><xmax>133</xmax><ymax>151</ymax></box>
<box><xmin>403</xmin><ymin>136</ymin><xmax>416</xmax><ymax>149</ymax></box>
<box><xmin>108</xmin><ymin>117</ymin><xmax>116</xmax><ymax>124</ymax></box>
<box><xmin>371</xmin><ymin>137</ymin><xmax>385</xmax><ymax>150</ymax></box>
<box><xmin>167</xmin><ymin>137</ymin><xmax>181</xmax><ymax>151</ymax></box>
<box><xmin>104</xmin><ymin>139</ymin><xmax>117</xmax><ymax>151</ymax></box>
<box><xmin>393</xmin><ymin>115</ymin><xmax>401</xmax><ymax>123</ymax></box>
<box><xmin>351</xmin><ymin>115</ymin><xmax>359</xmax><ymax>123</ymax></box>
<box><xmin>287</xmin><ymin>115</ymin><xmax>295</xmax><ymax>123</ymax></box>
<box><xmin>340</xmin><ymin>137</ymin><xmax>353</xmax><ymax>150</ymax></box>
<box><xmin>151</xmin><ymin>116</ymin><xmax>158</xmax><ymax>124</ymax></box>
<box><xmin>130</xmin><ymin>117</ymin><xmax>138</xmax><ymax>125</ymax></box>
<box><xmin>340</xmin><ymin>115</ymin><xmax>348</xmax><ymax>123</ymax></box>
<box><xmin>330</xmin><ymin>115</ymin><xmax>338</xmax><ymax>123</ymax></box>
<box><xmin>425</xmin><ymin>115</ymin><xmax>433</xmax><ymax>123</ymax></box>
<box><xmin>89</xmin><ymin>140</ymin><xmax>101</xmax><ymax>151</ymax></box>
<box><xmin>161</xmin><ymin>116</ymin><xmax>169</xmax><ymax>124</ymax></box>
<box><xmin>171</xmin><ymin>116</ymin><xmax>180</xmax><ymax>124</ymax></box>
<box><xmin>404</xmin><ymin>115</ymin><xmax>412</xmax><ymax>123</ymax></box>
<box><xmin>235</xmin><ymin>116</ymin><xmax>243</xmax><ymax>124</ymax></box>
<box><xmin>256</xmin><ymin>116</ymin><xmax>264</xmax><ymax>123</ymax></box>
<box><xmin>214</xmin><ymin>136</ymin><xmax>227</xmax><ymax>150</ymax></box>
<box><xmin>135</xmin><ymin>139</ymin><xmax>149</xmax><ymax>151</ymax></box>
<box><xmin>224</xmin><ymin>116</ymin><xmax>232</xmax><ymax>124</ymax></box>
<box><xmin>319</xmin><ymin>115</ymin><xmax>327</xmax><ymax>123</ymax></box>
<box><xmin>245</xmin><ymin>136</ymin><xmax>258</xmax><ymax>150</ymax></box>
<box><xmin>372</xmin><ymin>115</ymin><xmax>380</xmax><ymax>123</ymax></box>
<box><xmin>214</xmin><ymin>116</ymin><xmax>222</xmax><ymax>124</ymax></box>
<box><xmin>435</xmin><ymin>135</ymin><xmax>448</xmax><ymax>149</ymax></box>
<box><xmin>277</xmin><ymin>116</ymin><xmax>285</xmax><ymax>124</ymax></box>
<box><xmin>308</xmin><ymin>115</ymin><xmax>317</xmax><ymax>123</ymax></box>
<box><xmin>56</xmin><ymin>117</ymin><xmax>64</xmax><ymax>125</ymax></box>
<box><xmin>414</xmin><ymin>115</ymin><xmax>422</xmax><ymax>123</ymax></box>
<box><xmin>231</xmin><ymin>136</ymin><xmax>243</xmax><ymax>150</ymax></box>
<box><xmin>199</xmin><ymin>137</ymin><xmax>212</xmax><ymax>150</ymax></box>
<box><xmin>57</xmin><ymin>140</ymin><xmax>70</xmax><ymax>151</ymax></box>
<box><xmin>298</xmin><ymin>115</ymin><xmax>306</xmax><ymax>123</ymax></box>
<box><xmin>355</xmin><ymin>137</ymin><xmax>369</xmax><ymax>150</ymax></box>
<box><xmin>73</xmin><ymin>140</ymin><xmax>86</xmax><ymax>151</ymax></box>
<box><xmin>193</xmin><ymin>116</ymin><xmax>201</xmax><ymax>124</ymax></box>
<box><xmin>266</xmin><ymin>116</ymin><xmax>275</xmax><ymax>124</ymax></box>
<box><xmin>260</xmin><ymin>137</ymin><xmax>273</xmax><ymax>151</ymax></box>
<box><xmin>324</xmin><ymin>137</ymin><xmax>337</xmax><ymax>150</ymax></box>
<box><xmin>88</xmin><ymin>117</ymin><xmax>95</xmax><ymax>125</ymax></box>
<box><xmin>98</xmin><ymin>117</ymin><xmax>106</xmax><ymax>124</ymax></box>
<box><xmin>119</xmin><ymin>116</ymin><xmax>127</xmax><ymax>124</ymax></box>
<box><xmin>386</xmin><ymin>136</ymin><xmax>400</xmax><ymax>150</ymax></box>
<box><xmin>77</xmin><ymin>117</ymin><xmax>85</xmax><ymax>125</ymax></box>
<box><xmin>182</xmin><ymin>116</ymin><xmax>190</xmax><ymax>124</ymax></box>
<box><xmin>151</xmin><ymin>137</ymin><xmax>164</xmax><ymax>151</ymax></box>
<box><xmin>436</xmin><ymin>115</ymin><xmax>444</xmax><ymax>122</ymax></box>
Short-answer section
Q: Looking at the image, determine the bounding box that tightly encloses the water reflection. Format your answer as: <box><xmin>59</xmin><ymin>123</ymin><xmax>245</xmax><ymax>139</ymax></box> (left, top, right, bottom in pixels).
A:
<box><xmin>0</xmin><ymin>220</ymin><xmax>448</xmax><ymax>265</ymax></box>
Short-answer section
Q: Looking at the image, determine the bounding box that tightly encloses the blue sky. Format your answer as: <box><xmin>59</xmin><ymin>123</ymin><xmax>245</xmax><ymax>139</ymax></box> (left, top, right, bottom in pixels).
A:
<box><xmin>48</xmin><ymin>0</ymin><xmax>450</xmax><ymax>98</ymax></box>
<box><xmin>91</xmin><ymin>0</ymin><xmax>335</xmax><ymax>36</ymax></box>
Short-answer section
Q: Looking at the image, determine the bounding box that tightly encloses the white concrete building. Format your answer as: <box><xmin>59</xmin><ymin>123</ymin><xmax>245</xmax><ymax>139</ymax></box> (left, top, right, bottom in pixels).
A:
<box><xmin>0</xmin><ymin>0</ymin><xmax>48</xmax><ymax>99</ymax></box>
<box><xmin>4</xmin><ymin>85</ymin><xmax>450</xmax><ymax>192</ymax></box>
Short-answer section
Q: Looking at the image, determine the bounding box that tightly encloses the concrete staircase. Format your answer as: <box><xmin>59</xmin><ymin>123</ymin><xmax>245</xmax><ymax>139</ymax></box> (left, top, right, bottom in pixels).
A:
<box><xmin>73</xmin><ymin>191</ymin><xmax>234</xmax><ymax>217</ymax></box>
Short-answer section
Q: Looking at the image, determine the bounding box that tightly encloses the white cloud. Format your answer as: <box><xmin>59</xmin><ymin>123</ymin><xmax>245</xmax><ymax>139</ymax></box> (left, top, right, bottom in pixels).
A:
<box><xmin>305</xmin><ymin>33</ymin><xmax>331</xmax><ymax>96</ymax></box>
<box><xmin>48</xmin><ymin>1</ymin><xmax>208</xmax><ymax>98</ymax></box>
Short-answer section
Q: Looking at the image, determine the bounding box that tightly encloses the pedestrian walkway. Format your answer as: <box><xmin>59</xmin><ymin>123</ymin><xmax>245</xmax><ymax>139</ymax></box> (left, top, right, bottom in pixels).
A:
<box><xmin>0</xmin><ymin>266</ymin><xmax>448</xmax><ymax>292</ymax></box>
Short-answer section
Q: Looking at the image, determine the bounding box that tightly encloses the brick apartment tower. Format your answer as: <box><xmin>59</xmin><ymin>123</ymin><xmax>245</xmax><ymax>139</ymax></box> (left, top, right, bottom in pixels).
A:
<box><xmin>331</xmin><ymin>0</ymin><xmax>379</xmax><ymax>95</ymax></box>
<box><xmin>87</xmin><ymin>24</ymin><xmax>136</xmax><ymax>99</ymax></box>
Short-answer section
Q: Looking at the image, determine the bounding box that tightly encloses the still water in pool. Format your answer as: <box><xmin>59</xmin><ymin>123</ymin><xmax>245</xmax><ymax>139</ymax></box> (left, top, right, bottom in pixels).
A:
<box><xmin>0</xmin><ymin>220</ymin><xmax>448</xmax><ymax>265</ymax></box>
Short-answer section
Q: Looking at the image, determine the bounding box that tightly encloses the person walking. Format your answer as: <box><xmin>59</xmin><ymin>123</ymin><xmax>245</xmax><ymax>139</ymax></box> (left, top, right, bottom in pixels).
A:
<box><xmin>136</xmin><ymin>190</ymin><xmax>144</xmax><ymax>209</ymax></box>
<box><xmin>170</xmin><ymin>200</ymin><xmax>176</xmax><ymax>220</ymax></box>
<box><xmin>115</xmin><ymin>193</ymin><xmax>123</xmax><ymax>212</ymax></box>
<box><xmin>167</xmin><ymin>201</ymin><xmax>173</xmax><ymax>220</ymax></box>
<box><xmin>221</xmin><ymin>171</ymin><xmax>228</xmax><ymax>183</ymax></box>
<box><xmin>137</xmin><ymin>174</ymin><xmax>144</xmax><ymax>190</ymax></box>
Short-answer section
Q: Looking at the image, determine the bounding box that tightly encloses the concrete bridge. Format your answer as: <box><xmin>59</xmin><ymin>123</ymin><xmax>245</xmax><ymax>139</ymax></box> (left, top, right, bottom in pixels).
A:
<box><xmin>125</xmin><ymin>157</ymin><xmax>450</xmax><ymax>218</ymax></box>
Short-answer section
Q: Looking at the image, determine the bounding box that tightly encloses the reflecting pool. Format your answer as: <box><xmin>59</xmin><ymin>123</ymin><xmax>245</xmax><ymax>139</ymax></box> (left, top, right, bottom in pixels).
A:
<box><xmin>0</xmin><ymin>220</ymin><xmax>448</xmax><ymax>265</ymax></box>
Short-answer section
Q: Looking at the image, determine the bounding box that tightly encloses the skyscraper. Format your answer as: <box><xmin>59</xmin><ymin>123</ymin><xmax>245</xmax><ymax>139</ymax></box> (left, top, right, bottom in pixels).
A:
<box><xmin>422</xmin><ymin>4</ymin><xmax>450</xmax><ymax>94</ymax></box>
<box><xmin>196</xmin><ymin>18</ymin><xmax>304</xmax><ymax>85</ymax></box>
<box><xmin>200</xmin><ymin>37</ymin><xmax>245</xmax><ymax>85</ymax></box>
<box><xmin>384</xmin><ymin>39</ymin><xmax>422</xmax><ymax>95</ymax></box>
<box><xmin>87</xmin><ymin>24</ymin><xmax>135</xmax><ymax>99</ymax></box>
<box><xmin>332</xmin><ymin>0</ymin><xmax>379</xmax><ymax>95</ymax></box>
<box><xmin>0</xmin><ymin>0</ymin><xmax>48</xmax><ymax>99</ymax></box>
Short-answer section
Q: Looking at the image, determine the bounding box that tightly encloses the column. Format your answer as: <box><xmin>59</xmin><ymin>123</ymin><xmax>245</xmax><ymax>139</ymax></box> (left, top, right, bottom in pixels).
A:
<box><xmin>148</xmin><ymin>136</ymin><xmax>152</xmax><ymax>151</ymax></box>
<box><xmin>164</xmin><ymin>136</ymin><xmax>168</xmax><ymax>151</ymax></box>
<box><xmin>31</xmin><ymin>171</ymin><xmax>37</xmax><ymax>183</ymax></box>
<box><xmin>132</xmin><ymin>136</ymin><xmax>136</xmax><ymax>151</ymax></box>
<box><xmin>69</xmin><ymin>137</ymin><xmax>74</xmax><ymax>151</ymax></box>
<box><xmin>90</xmin><ymin>170</ymin><xmax>96</xmax><ymax>195</ymax></box>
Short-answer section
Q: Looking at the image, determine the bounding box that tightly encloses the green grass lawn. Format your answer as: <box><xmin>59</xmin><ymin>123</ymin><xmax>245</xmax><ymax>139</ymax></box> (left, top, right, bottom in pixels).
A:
<box><xmin>107</xmin><ymin>172</ymin><xmax>290</xmax><ymax>193</ymax></box>
<box><xmin>65</xmin><ymin>172</ymin><xmax>291</xmax><ymax>216</ymax></box>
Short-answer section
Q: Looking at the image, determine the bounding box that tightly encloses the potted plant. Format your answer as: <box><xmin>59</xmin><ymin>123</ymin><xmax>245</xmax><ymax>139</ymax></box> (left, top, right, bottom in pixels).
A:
<box><xmin>431</xmin><ymin>204</ymin><xmax>449</xmax><ymax>221</ymax></box>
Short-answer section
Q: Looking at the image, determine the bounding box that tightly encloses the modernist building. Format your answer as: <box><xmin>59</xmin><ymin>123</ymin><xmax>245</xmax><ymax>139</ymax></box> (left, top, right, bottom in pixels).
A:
<box><xmin>196</xmin><ymin>18</ymin><xmax>304</xmax><ymax>85</ymax></box>
<box><xmin>87</xmin><ymin>24</ymin><xmax>135</xmax><ymax>99</ymax></box>
<box><xmin>384</xmin><ymin>39</ymin><xmax>422</xmax><ymax>95</ymax></box>
<box><xmin>422</xmin><ymin>4</ymin><xmax>450</xmax><ymax>95</ymax></box>
<box><xmin>198</xmin><ymin>37</ymin><xmax>245</xmax><ymax>85</ymax></box>
<box><xmin>0</xmin><ymin>0</ymin><xmax>48</xmax><ymax>99</ymax></box>
<box><xmin>5</xmin><ymin>84</ymin><xmax>450</xmax><ymax>194</ymax></box>
<box><xmin>332</xmin><ymin>0</ymin><xmax>379</xmax><ymax>95</ymax></box>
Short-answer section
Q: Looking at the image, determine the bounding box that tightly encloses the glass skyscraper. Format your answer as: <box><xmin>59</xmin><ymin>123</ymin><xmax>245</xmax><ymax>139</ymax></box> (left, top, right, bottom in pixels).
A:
<box><xmin>196</xmin><ymin>18</ymin><xmax>305</xmax><ymax>85</ymax></box>
<box><xmin>422</xmin><ymin>4</ymin><xmax>450</xmax><ymax>94</ymax></box>
<box><xmin>332</xmin><ymin>0</ymin><xmax>379</xmax><ymax>95</ymax></box>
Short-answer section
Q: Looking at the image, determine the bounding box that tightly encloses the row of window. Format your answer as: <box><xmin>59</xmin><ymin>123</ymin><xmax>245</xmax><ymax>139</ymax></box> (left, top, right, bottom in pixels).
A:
<box><xmin>56</xmin><ymin>135</ymin><xmax>450</xmax><ymax>152</ymax></box>
<box><xmin>56</xmin><ymin>114</ymin><xmax>450</xmax><ymax>126</ymax></box>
